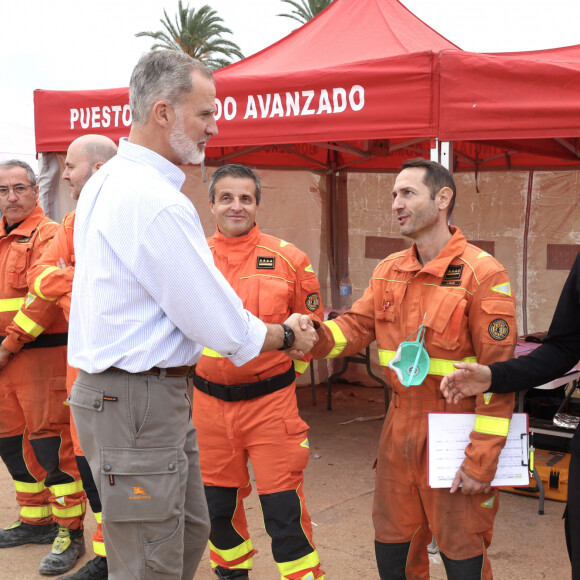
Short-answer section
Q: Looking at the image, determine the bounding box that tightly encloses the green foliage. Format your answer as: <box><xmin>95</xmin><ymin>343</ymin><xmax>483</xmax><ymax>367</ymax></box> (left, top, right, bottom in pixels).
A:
<box><xmin>278</xmin><ymin>0</ymin><xmax>334</xmax><ymax>25</ymax></box>
<box><xmin>135</xmin><ymin>1</ymin><xmax>244</xmax><ymax>70</ymax></box>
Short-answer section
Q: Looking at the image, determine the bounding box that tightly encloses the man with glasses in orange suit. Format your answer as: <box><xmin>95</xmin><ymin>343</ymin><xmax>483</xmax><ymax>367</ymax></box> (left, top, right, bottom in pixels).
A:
<box><xmin>0</xmin><ymin>159</ymin><xmax>86</xmax><ymax>576</ymax></box>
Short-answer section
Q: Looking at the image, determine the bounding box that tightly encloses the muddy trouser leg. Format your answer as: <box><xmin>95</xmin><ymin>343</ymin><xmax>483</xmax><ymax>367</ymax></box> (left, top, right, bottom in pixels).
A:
<box><xmin>375</xmin><ymin>540</ymin><xmax>411</xmax><ymax>580</ymax></box>
<box><xmin>70</xmin><ymin>370</ymin><xmax>210</xmax><ymax>580</ymax></box>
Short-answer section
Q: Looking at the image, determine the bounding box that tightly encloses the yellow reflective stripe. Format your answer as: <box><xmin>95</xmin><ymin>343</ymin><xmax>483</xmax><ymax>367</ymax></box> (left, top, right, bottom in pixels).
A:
<box><xmin>305</xmin><ymin>264</ymin><xmax>314</xmax><ymax>273</ymax></box>
<box><xmin>14</xmin><ymin>479</ymin><xmax>46</xmax><ymax>493</ymax></box>
<box><xmin>13</xmin><ymin>311</ymin><xmax>45</xmax><ymax>337</ymax></box>
<box><xmin>49</xmin><ymin>480</ymin><xmax>84</xmax><ymax>497</ymax></box>
<box><xmin>34</xmin><ymin>266</ymin><xmax>60</xmax><ymax>300</ymax></box>
<box><xmin>93</xmin><ymin>539</ymin><xmax>107</xmax><ymax>557</ymax></box>
<box><xmin>429</xmin><ymin>356</ymin><xmax>477</xmax><ymax>375</ymax></box>
<box><xmin>20</xmin><ymin>505</ymin><xmax>51</xmax><ymax>519</ymax></box>
<box><xmin>209</xmin><ymin>539</ymin><xmax>254</xmax><ymax>569</ymax></box>
<box><xmin>94</xmin><ymin>512</ymin><xmax>102</xmax><ymax>524</ymax></box>
<box><xmin>202</xmin><ymin>347</ymin><xmax>222</xmax><ymax>358</ymax></box>
<box><xmin>324</xmin><ymin>320</ymin><xmax>347</xmax><ymax>359</ymax></box>
<box><xmin>293</xmin><ymin>360</ymin><xmax>309</xmax><ymax>374</ymax></box>
<box><xmin>378</xmin><ymin>349</ymin><xmax>477</xmax><ymax>376</ymax></box>
<box><xmin>277</xmin><ymin>549</ymin><xmax>321</xmax><ymax>578</ymax></box>
<box><xmin>474</xmin><ymin>415</ymin><xmax>510</xmax><ymax>437</ymax></box>
<box><xmin>52</xmin><ymin>502</ymin><xmax>85</xmax><ymax>518</ymax></box>
<box><xmin>0</xmin><ymin>297</ymin><xmax>26</xmax><ymax>312</ymax></box>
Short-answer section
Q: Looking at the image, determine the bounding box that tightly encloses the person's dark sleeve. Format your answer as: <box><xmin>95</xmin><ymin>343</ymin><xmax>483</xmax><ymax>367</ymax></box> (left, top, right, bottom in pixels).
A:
<box><xmin>489</xmin><ymin>253</ymin><xmax>580</xmax><ymax>393</ymax></box>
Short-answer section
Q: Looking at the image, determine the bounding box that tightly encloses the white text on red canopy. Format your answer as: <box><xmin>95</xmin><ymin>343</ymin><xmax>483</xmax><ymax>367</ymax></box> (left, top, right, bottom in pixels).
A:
<box><xmin>215</xmin><ymin>86</ymin><xmax>365</xmax><ymax>121</ymax></box>
<box><xmin>70</xmin><ymin>105</ymin><xmax>132</xmax><ymax>130</ymax></box>
<box><xmin>67</xmin><ymin>85</ymin><xmax>365</xmax><ymax>130</ymax></box>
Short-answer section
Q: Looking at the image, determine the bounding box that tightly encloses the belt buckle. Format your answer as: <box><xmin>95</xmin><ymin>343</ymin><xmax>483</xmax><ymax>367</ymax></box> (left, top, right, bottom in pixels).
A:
<box><xmin>229</xmin><ymin>384</ymin><xmax>248</xmax><ymax>402</ymax></box>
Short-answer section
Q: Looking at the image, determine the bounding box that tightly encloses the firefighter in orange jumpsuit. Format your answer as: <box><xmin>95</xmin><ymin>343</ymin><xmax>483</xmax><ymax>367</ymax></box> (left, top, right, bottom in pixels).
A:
<box><xmin>192</xmin><ymin>164</ymin><xmax>324</xmax><ymax>580</ymax></box>
<box><xmin>0</xmin><ymin>159</ymin><xmax>86</xmax><ymax>576</ymax></box>
<box><xmin>27</xmin><ymin>134</ymin><xmax>117</xmax><ymax>580</ymax></box>
<box><xmin>309</xmin><ymin>159</ymin><xmax>516</xmax><ymax>580</ymax></box>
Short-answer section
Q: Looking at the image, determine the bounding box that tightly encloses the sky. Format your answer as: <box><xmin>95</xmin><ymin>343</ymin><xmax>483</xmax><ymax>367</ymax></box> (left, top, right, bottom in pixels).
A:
<box><xmin>2</xmin><ymin>0</ymin><xmax>580</xmax><ymax>169</ymax></box>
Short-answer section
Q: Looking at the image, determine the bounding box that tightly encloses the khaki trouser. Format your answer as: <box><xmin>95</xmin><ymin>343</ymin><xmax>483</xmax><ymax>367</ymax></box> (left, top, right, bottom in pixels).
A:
<box><xmin>70</xmin><ymin>369</ymin><xmax>210</xmax><ymax>580</ymax></box>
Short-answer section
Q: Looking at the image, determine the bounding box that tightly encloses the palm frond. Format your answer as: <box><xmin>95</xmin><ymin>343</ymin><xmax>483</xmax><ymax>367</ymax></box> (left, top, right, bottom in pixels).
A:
<box><xmin>135</xmin><ymin>2</ymin><xmax>244</xmax><ymax>69</ymax></box>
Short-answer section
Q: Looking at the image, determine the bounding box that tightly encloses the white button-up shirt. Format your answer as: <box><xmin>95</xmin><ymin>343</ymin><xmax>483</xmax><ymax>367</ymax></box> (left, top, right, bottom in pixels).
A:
<box><xmin>69</xmin><ymin>138</ymin><xmax>266</xmax><ymax>373</ymax></box>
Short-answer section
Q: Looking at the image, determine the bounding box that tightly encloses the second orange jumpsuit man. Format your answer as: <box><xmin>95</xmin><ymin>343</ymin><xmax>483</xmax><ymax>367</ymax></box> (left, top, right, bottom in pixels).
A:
<box><xmin>0</xmin><ymin>159</ymin><xmax>86</xmax><ymax>576</ymax></box>
<box><xmin>192</xmin><ymin>164</ymin><xmax>324</xmax><ymax>580</ymax></box>
<box><xmin>308</xmin><ymin>158</ymin><xmax>516</xmax><ymax>580</ymax></box>
<box><xmin>28</xmin><ymin>134</ymin><xmax>117</xmax><ymax>580</ymax></box>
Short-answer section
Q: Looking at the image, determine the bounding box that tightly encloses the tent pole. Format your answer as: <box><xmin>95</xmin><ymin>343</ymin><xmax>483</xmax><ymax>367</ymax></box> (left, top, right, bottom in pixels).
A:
<box><xmin>430</xmin><ymin>138</ymin><xmax>439</xmax><ymax>162</ymax></box>
<box><xmin>326</xmin><ymin>169</ymin><xmax>339</xmax><ymax>310</ymax></box>
<box><xmin>440</xmin><ymin>141</ymin><xmax>452</xmax><ymax>171</ymax></box>
<box><xmin>521</xmin><ymin>171</ymin><xmax>533</xmax><ymax>335</ymax></box>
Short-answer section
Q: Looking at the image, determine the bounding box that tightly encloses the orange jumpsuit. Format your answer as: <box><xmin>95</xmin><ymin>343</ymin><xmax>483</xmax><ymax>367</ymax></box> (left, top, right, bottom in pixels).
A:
<box><xmin>0</xmin><ymin>206</ymin><xmax>85</xmax><ymax>530</ymax></box>
<box><xmin>27</xmin><ymin>210</ymin><xmax>105</xmax><ymax>557</ymax></box>
<box><xmin>310</xmin><ymin>227</ymin><xmax>516</xmax><ymax>580</ymax></box>
<box><xmin>193</xmin><ymin>225</ymin><xmax>324</xmax><ymax>580</ymax></box>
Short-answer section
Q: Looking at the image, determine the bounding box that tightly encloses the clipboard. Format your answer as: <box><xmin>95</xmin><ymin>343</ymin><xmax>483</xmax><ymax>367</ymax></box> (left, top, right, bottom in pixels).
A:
<box><xmin>428</xmin><ymin>412</ymin><xmax>530</xmax><ymax>488</ymax></box>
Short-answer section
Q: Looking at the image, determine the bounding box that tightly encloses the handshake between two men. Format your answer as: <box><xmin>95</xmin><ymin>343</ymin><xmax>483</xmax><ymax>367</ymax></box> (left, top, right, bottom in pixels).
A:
<box><xmin>265</xmin><ymin>312</ymin><xmax>319</xmax><ymax>358</ymax></box>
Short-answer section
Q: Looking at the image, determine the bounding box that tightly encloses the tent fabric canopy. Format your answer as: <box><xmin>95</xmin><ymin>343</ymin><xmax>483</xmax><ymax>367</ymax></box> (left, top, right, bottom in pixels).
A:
<box><xmin>439</xmin><ymin>46</ymin><xmax>580</xmax><ymax>142</ymax></box>
<box><xmin>33</xmin><ymin>0</ymin><xmax>580</xmax><ymax>171</ymax></box>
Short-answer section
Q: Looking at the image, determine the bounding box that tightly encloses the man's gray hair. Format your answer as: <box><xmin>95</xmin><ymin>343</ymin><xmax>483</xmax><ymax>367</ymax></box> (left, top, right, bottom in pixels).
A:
<box><xmin>0</xmin><ymin>159</ymin><xmax>36</xmax><ymax>186</ymax></box>
<box><xmin>209</xmin><ymin>164</ymin><xmax>262</xmax><ymax>204</ymax></box>
<box><xmin>130</xmin><ymin>50</ymin><xmax>214</xmax><ymax>126</ymax></box>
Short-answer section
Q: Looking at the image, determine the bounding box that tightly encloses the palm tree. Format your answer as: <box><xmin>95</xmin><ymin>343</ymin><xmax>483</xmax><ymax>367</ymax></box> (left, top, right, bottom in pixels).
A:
<box><xmin>278</xmin><ymin>0</ymin><xmax>334</xmax><ymax>25</ymax></box>
<box><xmin>135</xmin><ymin>2</ymin><xmax>244</xmax><ymax>70</ymax></box>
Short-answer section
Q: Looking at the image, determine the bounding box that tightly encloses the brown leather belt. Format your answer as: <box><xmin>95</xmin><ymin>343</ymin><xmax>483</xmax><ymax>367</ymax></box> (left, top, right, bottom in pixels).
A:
<box><xmin>111</xmin><ymin>366</ymin><xmax>194</xmax><ymax>378</ymax></box>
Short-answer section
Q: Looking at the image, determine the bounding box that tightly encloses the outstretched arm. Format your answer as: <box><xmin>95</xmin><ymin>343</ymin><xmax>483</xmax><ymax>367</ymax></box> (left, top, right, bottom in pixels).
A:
<box><xmin>440</xmin><ymin>362</ymin><xmax>492</xmax><ymax>403</ymax></box>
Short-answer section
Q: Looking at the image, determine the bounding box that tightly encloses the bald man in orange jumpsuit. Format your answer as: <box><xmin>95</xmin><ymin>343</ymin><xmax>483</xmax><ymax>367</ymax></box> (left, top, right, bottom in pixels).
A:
<box><xmin>192</xmin><ymin>164</ymin><xmax>324</xmax><ymax>580</ymax></box>
<box><xmin>27</xmin><ymin>134</ymin><xmax>117</xmax><ymax>580</ymax></box>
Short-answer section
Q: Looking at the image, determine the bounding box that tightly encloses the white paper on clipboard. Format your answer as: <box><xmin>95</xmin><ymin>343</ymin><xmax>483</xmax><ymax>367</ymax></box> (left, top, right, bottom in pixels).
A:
<box><xmin>428</xmin><ymin>413</ymin><xmax>529</xmax><ymax>488</ymax></box>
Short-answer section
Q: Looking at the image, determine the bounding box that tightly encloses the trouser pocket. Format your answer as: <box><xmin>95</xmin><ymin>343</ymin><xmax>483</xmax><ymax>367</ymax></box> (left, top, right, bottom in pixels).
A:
<box><xmin>100</xmin><ymin>447</ymin><xmax>181</xmax><ymax>522</ymax></box>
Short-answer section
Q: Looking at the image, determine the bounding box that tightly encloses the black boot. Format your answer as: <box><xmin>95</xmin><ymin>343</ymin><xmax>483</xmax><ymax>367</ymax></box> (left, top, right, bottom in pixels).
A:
<box><xmin>440</xmin><ymin>552</ymin><xmax>484</xmax><ymax>580</ymax></box>
<box><xmin>0</xmin><ymin>521</ymin><xmax>58</xmax><ymax>548</ymax></box>
<box><xmin>61</xmin><ymin>555</ymin><xmax>108</xmax><ymax>579</ymax></box>
<box><xmin>214</xmin><ymin>565</ymin><xmax>249</xmax><ymax>579</ymax></box>
<box><xmin>39</xmin><ymin>526</ymin><xmax>86</xmax><ymax>576</ymax></box>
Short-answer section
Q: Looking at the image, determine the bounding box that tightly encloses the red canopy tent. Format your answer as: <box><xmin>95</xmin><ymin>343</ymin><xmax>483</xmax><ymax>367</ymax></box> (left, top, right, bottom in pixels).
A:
<box><xmin>35</xmin><ymin>0</ymin><xmax>460</xmax><ymax>172</ymax></box>
<box><xmin>438</xmin><ymin>45</ymin><xmax>580</xmax><ymax>170</ymax></box>
<box><xmin>34</xmin><ymin>0</ymin><xmax>580</xmax><ymax>172</ymax></box>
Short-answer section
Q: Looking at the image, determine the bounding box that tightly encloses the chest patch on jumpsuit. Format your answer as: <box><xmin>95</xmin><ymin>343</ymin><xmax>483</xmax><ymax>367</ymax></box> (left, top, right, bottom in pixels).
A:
<box><xmin>441</xmin><ymin>264</ymin><xmax>463</xmax><ymax>287</ymax></box>
<box><xmin>256</xmin><ymin>256</ymin><xmax>275</xmax><ymax>269</ymax></box>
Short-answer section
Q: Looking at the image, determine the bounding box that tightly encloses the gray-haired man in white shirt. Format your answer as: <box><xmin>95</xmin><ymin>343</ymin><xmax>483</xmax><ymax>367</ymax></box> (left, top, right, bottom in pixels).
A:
<box><xmin>67</xmin><ymin>50</ymin><xmax>317</xmax><ymax>580</ymax></box>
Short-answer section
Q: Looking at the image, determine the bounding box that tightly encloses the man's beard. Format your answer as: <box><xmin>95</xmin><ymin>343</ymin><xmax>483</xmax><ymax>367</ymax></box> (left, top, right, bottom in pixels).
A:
<box><xmin>169</xmin><ymin>110</ymin><xmax>206</xmax><ymax>165</ymax></box>
<box><xmin>72</xmin><ymin>167</ymin><xmax>94</xmax><ymax>200</ymax></box>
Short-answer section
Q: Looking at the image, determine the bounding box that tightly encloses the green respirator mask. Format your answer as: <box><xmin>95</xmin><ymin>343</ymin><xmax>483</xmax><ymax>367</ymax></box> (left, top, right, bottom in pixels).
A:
<box><xmin>388</xmin><ymin>324</ymin><xmax>430</xmax><ymax>387</ymax></box>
